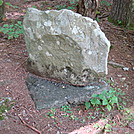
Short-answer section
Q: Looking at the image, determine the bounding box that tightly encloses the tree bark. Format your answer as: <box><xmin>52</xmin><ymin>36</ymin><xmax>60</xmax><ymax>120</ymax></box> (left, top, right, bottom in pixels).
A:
<box><xmin>0</xmin><ymin>0</ymin><xmax>5</xmax><ymax>22</ymax></box>
<box><xmin>109</xmin><ymin>0</ymin><xmax>134</xmax><ymax>27</ymax></box>
<box><xmin>77</xmin><ymin>0</ymin><xmax>98</xmax><ymax>19</ymax></box>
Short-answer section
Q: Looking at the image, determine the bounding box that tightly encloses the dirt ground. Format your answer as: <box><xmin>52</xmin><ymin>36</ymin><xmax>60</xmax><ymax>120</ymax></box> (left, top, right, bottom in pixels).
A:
<box><xmin>0</xmin><ymin>0</ymin><xmax>134</xmax><ymax>134</ymax></box>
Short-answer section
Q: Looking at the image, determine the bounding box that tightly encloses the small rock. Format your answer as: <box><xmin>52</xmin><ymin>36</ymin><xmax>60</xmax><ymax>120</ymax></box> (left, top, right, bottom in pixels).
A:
<box><xmin>117</xmin><ymin>75</ymin><xmax>122</xmax><ymax>77</ymax></box>
<box><xmin>129</xmin><ymin>121</ymin><xmax>134</xmax><ymax>130</ymax></box>
<box><xmin>120</xmin><ymin>77</ymin><xmax>126</xmax><ymax>82</ymax></box>
<box><xmin>112</xmin><ymin>127</ymin><xmax>120</xmax><ymax>131</ymax></box>
<box><xmin>123</xmin><ymin>67</ymin><xmax>129</xmax><ymax>71</ymax></box>
<box><xmin>56</xmin><ymin>131</ymin><xmax>60</xmax><ymax>134</ymax></box>
<box><xmin>110</xmin><ymin>77</ymin><xmax>114</xmax><ymax>82</ymax></box>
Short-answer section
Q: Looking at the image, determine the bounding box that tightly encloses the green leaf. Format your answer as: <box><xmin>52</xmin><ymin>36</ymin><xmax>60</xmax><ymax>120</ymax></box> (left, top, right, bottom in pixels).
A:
<box><xmin>3</xmin><ymin>30</ymin><xmax>9</xmax><ymax>34</ymax></box>
<box><xmin>106</xmin><ymin>105</ymin><xmax>112</xmax><ymax>111</ymax></box>
<box><xmin>98</xmin><ymin>94</ymin><xmax>105</xmax><ymax>100</ymax></box>
<box><xmin>90</xmin><ymin>98</ymin><xmax>101</xmax><ymax>105</ymax></box>
<box><xmin>66</xmin><ymin>111</ymin><xmax>73</xmax><ymax>113</ymax></box>
<box><xmin>5</xmin><ymin>2</ymin><xmax>19</xmax><ymax>8</ymax></box>
<box><xmin>17</xmin><ymin>21</ymin><xmax>22</xmax><ymax>25</ymax></box>
<box><xmin>9</xmin><ymin>25</ymin><xmax>14</xmax><ymax>28</ymax></box>
<box><xmin>0</xmin><ymin>0</ymin><xmax>3</xmax><ymax>6</ymax></box>
<box><xmin>3</xmin><ymin>24</ymin><xmax>9</xmax><ymax>28</ymax></box>
<box><xmin>85</xmin><ymin>102</ymin><xmax>91</xmax><ymax>110</ymax></box>
<box><xmin>14</xmin><ymin>34</ymin><xmax>19</xmax><ymax>38</ymax></box>
<box><xmin>102</xmin><ymin>98</ymin><xmax>108</xmax><ymax>105</ymax></box>
<box><xmin>67</xmin><ymin>6</ymin><xmax>75</xmax><ymax>10</ymax></box>
<box><xmin>105</xmin><ymin>123</ymin><xmax>112</xmax><ymax>129</ymax></box>
<box><xmin>7</xmin><ymin>32</ymin><xmax>14</xmax><ymax>35</ymax></box>
<box><xmin>8</xmin><ymin>36</ymin><xmax>13</xmax><ymax>39</ymax></box>
<box><xmin>110</xmin><ymin>96</ymin><xmax>118</xmax><ymax>105</ymax></box>
<box><xmin>32</xmin><ymin>6</ymin><xmax>37</xmax><ymax>8</ymax></box>
<box><xmin>92</xmin><ymin>94</ymin><xmax>98</xmax><ymax>98</ymax></box>
<box><xmin>96</xmin><ymin>10</ymin><xmax>100</xmax><ymax>15</ymax></box>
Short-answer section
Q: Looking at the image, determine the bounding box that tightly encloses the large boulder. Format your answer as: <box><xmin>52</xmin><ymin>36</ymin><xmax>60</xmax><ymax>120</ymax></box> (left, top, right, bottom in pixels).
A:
<box><xmin>23</xmin><ymin>8</ymin><xmax>110</xmax><ymax>86</ymax></box>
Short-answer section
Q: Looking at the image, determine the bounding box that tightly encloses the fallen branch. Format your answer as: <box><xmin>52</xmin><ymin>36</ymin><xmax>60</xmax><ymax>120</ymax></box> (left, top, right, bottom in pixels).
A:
<box><xmin>15</xmin><ymin>57</ymin><xmax>28</xmax><ymax>71</ymax></box>
<box><xmin>18</xmin><ymin>114</ymin><xmax>41</xmax><ymax>134</ymax></box>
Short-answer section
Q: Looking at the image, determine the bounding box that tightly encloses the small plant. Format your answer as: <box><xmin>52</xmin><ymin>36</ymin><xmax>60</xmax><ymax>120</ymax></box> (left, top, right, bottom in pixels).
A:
<box><xmin>46</xmin><ymin>108</ymin><xmax>56</xmax><ymax>118</ymax></box>
<box><xmin>100</xmin><ymin>0</ymin><xmax>112</xmax><ymax>7</ymax></box>
<box><xmin>32</xmin><ymin>5</ymin><xmax>37</xmax><ymax>9</ymax></box>
<box><xmin>0</xmin><ymin>97</ymin><xmax>14</xmax><ymax>120</ymax></box>
<box><xmin>93</xmin><ymin>123</ymin><xmax>101</xmax><ymax>129</ymax></box>
<box><xmin>120</xmin><ymin>108</ymin><xmax>134</xmax><ymax>127</ymax></box>
<box><xmin>55</xmin><ymin>5</ymin><xmax>67</xmax><ymax>10</ymax></box>
<box><xmin>117</xmin><ymin>20</ymin><xmax>122</xmax><ymax>25</ymax></box>
<box><xmin>80</xmin><ymin>117</ymin><xmax>86</xmax><ymax>123</ymax></box>
<box><xmin>0</xmin><ymin>21</ymin><xmax>24</xmax><ymax>39</ymax></box>
<box><xmin>55</xmin><ymin>4</ymin><xmax>76</xmax><ymax>10</ymax></box>
<box><xmin>0</xmin><ymin>0</ymin><xmax>3</xmax><ymax>6</ymax></box>
<box><xmin>61</xmin><ymin>105</ymin><xmax>72</xmax><ymax>113</ymax></box>
<box><xmin>69</xmin><ymin>114</ymin><xmax>79</xmax><ymax>120</ymax></box>
<box><xmin>104</xmin><ymin>123</ymin><xmax>112</xmax><ymax>132</ymax></box>
<box><xmin>69</xmin><ymin>0</ymin><xmax>79</xmax><ymax>4</ymax></box>
<box><xmin>55</xmin><ymin>0</ymin><xmax>78</xmax><ymax>10</ymax></box>
<box><xmin>60</xmin><ymin>105</ymin><xmax>78</xmax><ymax>119</ymax></box>
<box><xmin>85</xmin><ymin>87</ymin><xmax>125</xmax><ymax>111</ymax></box>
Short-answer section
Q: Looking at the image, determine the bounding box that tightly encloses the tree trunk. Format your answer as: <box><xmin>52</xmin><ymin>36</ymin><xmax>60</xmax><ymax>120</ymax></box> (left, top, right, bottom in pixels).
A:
<box><xmin>0</xmin><ymin>0</ymin><xmax>5</xmax><ymax>22</ymax></box>
<box><xmin>109</xmin><ymin>0</ymin><xmax>134</xmax><ymax>27</ymax></box>
<box><xmin>77</xmin><ymin>0</ymin><xmax>98</xmax><ymax>19</ymax></box>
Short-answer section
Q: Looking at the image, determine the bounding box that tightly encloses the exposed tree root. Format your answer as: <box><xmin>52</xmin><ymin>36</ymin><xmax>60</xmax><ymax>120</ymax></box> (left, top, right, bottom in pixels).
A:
<box><xmin>18</xmin><ymin>114</ymin><xmax>42</xmax><ymax>134</ymax></box>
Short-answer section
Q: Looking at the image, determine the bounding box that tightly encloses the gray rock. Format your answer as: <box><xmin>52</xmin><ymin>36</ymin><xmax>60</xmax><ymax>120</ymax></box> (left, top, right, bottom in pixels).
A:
<box><xmin>111</xmin><ymin>127</ymin><xmax>120</xmax><ymax>131</ymax></box>
<box><xmin>123</xmin><ymin>67</ymin><xmax>129</xmax><ymax>71</ymax></box>
<box><xmin>23</xmin><ymin>8</ymin><xmax>110</xmax><ymax>86</ymax></box>
<box><xmin>129</xmin><ymin>121</ymin><xmax>134</xmax><ymax>130</ymax></box>
<box><xmin>26</xmin><ymin>74</ymin><xmax>109</xmax><ymax>109</ymax></box>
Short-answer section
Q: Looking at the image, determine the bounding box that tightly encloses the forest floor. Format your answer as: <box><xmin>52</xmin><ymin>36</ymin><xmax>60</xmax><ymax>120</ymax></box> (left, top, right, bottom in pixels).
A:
<box><xmin>0</xmin><ymin>0</ymin><xmax>134</xmax><ymax>134</ymax></box>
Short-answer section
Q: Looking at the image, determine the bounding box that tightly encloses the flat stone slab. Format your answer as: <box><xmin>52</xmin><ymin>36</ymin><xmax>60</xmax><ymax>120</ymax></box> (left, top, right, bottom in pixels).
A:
<box><xmin>26</xmin><ymin>74</ymin><xmax>109</xmax><ymax>110</ymax></box>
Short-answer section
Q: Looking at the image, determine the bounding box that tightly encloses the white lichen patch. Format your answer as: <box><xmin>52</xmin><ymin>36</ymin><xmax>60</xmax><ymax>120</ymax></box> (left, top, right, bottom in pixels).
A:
<box><xmin>56</xmin><ymin>41</ymin><xmax>60</xmax><ymax>45</ymax></box>
<box><xmin>45</xmin><ymin>10</ymin><xmax>50</xmax><ymax>14</ymax></box>
<box><xmin>88</xmin><ymin>51</ymin><xmax>92</xmax><ymax>55</ymax></box>
<box><xmin>27</xmin><ymin>27</ymin><xmax>34</xmax><ymax>39</ymax></box>
<box><xmin>37</xmin><ymin>22</ymin><xmax>41</xmax><ymax>28</ymax></box>
<box><xmin>46</xmin><ymin>51</ymin><xmax>52</xmax><ymax>56</ymax></box>
<box><xmin>72</xmin><ymin>26</ymin><xmax>85</xmax><ymax>40</ymax></box>
<box><xmin>38</xmin><ymin>45</ymin><xmax>42</xmax><ymax>51</ymax></box>
<box><xmin>41</xmin><ymin>40</ymin><xmax>44</xmax><ymax>43</ymax></box>
<box><xmin>29</xmin><ymin>53</ymin><xmax>35</xmax><ymax>60</ymax></box>
<box><xmin>72</xmin><ymin>26</ymin><xmax>78</xmax><ymax>34</ymax></box>
<box><xmin>44</xmin><ymin>20</ymin><xmax>52</xmax><ymax>27</ymax></box>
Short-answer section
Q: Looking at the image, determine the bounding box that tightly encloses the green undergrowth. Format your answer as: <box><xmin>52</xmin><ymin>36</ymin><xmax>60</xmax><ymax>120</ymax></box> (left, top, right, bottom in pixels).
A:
<box><xmin>85</xmin><ymin>87</ymin><xmax>125</xmax><ymax>111</ymax></box>
<box><xmin>54</xmin><ymin>0</ymin><xmax>78</xmax><ymax>10</ymax></box>
<box><xmin>108</xmin><ymin>17</ymin><xmax>134</xmax><ymax>30</ymax></box>
<box><xmin>0</xmin><ymin>21</ymin><xmax>24</xmax><ymax>39</ymax></box>
<box><xmin>100</xmin><ymin>0</ymin><xmax>112</xmax><ymax>7</ymax></box>
<box><xmin>45</xmin><ymin>79</ymin><xmax>127</xmax><ymax>123</ymax></box>
<box><xmin>0</xmin><ymin>97</ymin><xmax>14</xmax><ymax>120</ymax></box>
<box><xmin>85</xmin><ymin>79</ymin><xmax>126</xmax><ymax>111</ymax></box>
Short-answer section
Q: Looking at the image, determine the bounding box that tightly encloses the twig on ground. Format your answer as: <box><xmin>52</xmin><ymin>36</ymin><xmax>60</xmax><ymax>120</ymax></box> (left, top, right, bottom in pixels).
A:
<box><xmin>18</xmin><ymin>114</ymin><xmax>41</xmax><ymax>134</ymax></box>
<box><xmin>116</xmin><ymin>114</ymin><xmax>121</xmax><ymax>123</ymax></box>
<box><xmin>15</xmin><ymin>57</ymin><xmax>28</xmax><ymax>71</ymax></box>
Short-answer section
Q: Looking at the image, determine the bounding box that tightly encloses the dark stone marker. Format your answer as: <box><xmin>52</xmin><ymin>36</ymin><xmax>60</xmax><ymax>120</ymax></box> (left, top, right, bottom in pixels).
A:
<box><xmin>26</xmin><ymin>74</ymin><xmax>109</xmax><ymax>110</ymax></box>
